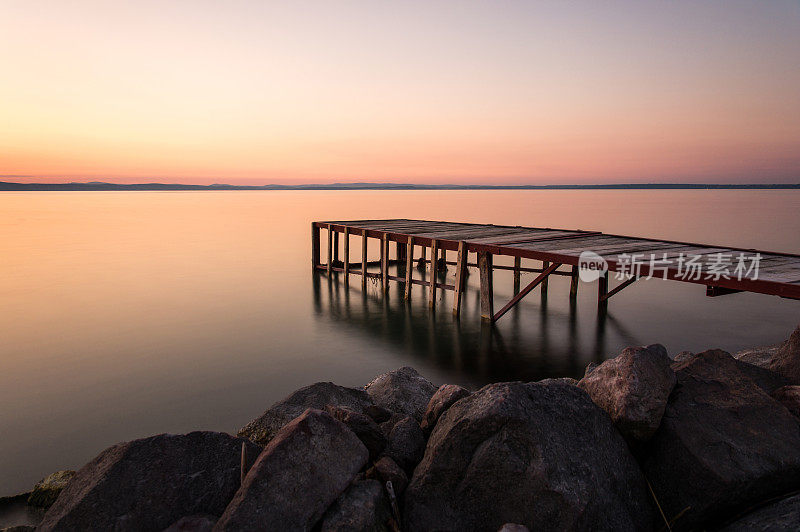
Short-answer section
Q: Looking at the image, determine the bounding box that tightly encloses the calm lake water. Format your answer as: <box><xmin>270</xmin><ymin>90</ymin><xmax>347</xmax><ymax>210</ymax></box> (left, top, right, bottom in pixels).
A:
<box><xmin>1</xmin><ymin>190</ymin><xmax>799</xmax><ymax>498</ymax></box>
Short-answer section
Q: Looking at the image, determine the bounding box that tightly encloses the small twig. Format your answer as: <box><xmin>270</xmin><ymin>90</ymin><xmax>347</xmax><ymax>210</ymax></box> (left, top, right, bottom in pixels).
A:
<box><xmin>240</xmin><ymin>442</ymin><xmax>247</xmax><ymax>485</ymax></box>
<box><xmin>645</xmin><ymin>477</ymin><xmax>671</xmax><ymax>532</ymax></box>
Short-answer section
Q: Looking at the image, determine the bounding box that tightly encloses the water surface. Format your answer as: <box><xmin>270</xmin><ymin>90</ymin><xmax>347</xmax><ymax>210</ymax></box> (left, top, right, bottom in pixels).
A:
<box><xmin>1</xmin><ymin>190</ymin><xmax>799</xmax><ymax>496</ymax></box>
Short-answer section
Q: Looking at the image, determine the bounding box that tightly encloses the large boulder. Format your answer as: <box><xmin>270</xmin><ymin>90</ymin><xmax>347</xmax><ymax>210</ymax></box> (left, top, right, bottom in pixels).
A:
<box><xmin>238</xmin><ymin>382</ymin><xmax>374</xmax><ymax>445</ymax></box>
<box><xmin>719</xmin><ymin>492</ymin><xmax>800</xmax><ymax>531</ymax></box>
<box><xmin>420</xmin><ymin>384</ymin><xmax>471</xmax><ymax>434</ymax></box>
<box><xmin>164</xmin><ymin>515</ymin><xmax>216</xmax><ymax>532</ymax></box>
<box><xmin>383</xmin><ymin>416</ymin><xmax>426</xmax><ymax>473</ymax></box>
<box><xmin>771</xmin><ymin>385</ymin><xmax>800</xmax><ymax>418</ymax></box>
<box><xmin>366</xmin><ymin>456</ymin><xmax>408</xmax><ymax>496</ymax></box>
<box><xmin>215</xmin><ymin>409</ymin><xmax>368</xmax><ymax>531</ymax></box>
<box><xmin>38</xmin><ymin>432</ymin><xmax>260</xmax><ymax>532</ymax></box>
<box><xmin>642</xmin><ymin>349</ymin><xmax>800</xmax><ymax>530</ymax></box>
<box><xmin>319</xmin><ymin>479</ymin><xmax>391</xmax><ymax>532</ymax></box>
<box><xmin>27</xmin><ymin>470</ymin><xmax>75</xmax><ymax>508</ymax></box>
<box><xmin>578</xmin><ymin>344</ymin><xmax>675</xmax><ymax>442</ymax></box>
<box><xmin>365</xmin><ymin>367</ymin><xmax>437</xmax><ymax>421</ymax></box>
<box><xmin>769</xmin><ymin>324</ymin><xmax>800</xmax><ymax>384</ymax></box>
<box><xmin>325</xmin><ymin>405</ymin><xmax>386</xmax><ymax>460</ymax></box>
<box><xmin>404</xmin><ymin>381</ymin><xmax>655</xmax><ymax>531</ymax></box>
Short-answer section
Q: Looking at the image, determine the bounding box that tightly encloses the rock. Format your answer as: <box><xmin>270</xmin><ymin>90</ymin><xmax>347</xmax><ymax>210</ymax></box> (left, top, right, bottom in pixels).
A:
<box><xmin>538</xmin><ymin>377</ymin><xmax>578</xmax><ymax>386</ymax></box>
<box><xmin>769</xmin><ymin>324</ymin><xmax>800</xmax><ymax>384</ymax></box>
<box><xmin>578</xmin><ymin>344</ymin><xmax>675</xmax><ymax>442</ymax></box>
<box><xmin>163</xmin><ymin>515</ymin><xmax>217</xmax><ymax>532</ymax></box>
<box><xmin>27</xmin><ymin>470</ymin><xmax>75</xmax><ymax>508</ymax></box>
<box><xmin>1</xmin><ymin>527</ymin><xmax>36</xmax><ymax>532</ymax></box>
<box><xmin>498</xmin><ymin>525</ymin><xmax>530</xmax><ymax>532</ymax></box>
<box><xmin>771</xmin><ymin>385</ymin><xmax>800</xmax><ymax>418</ymax></box>
<box><xmin>420</xmin><ymin>384</ymin><xmax>470</xmax><ymax>434</ymax></box>
<box><xmin>38</xmin><ymin>432</ymin><xmax>260</xmax><ymax>532</ymax></box>
<box><xmin>584</xmin><ymin>362</ymin><xmax>598</xmax><ymax>376</ymax></box>
<box><xmin>719</xmin><ymin>492</ymin><xmax>800</xmax><ymax>531</ymax></box>
<box><xmin>677</xmin><ymin>349</ymin><xmax>788</xmax><ymax>394</ymax></box>
<box><xmin>735</xmin><ymin>344</ymin><xmax>781</xmax><ymax>367</ymax></box>
<box><xmin>672</xmin><ymin>351</ymin><xmax>694</xmax><ymax>364</ymax></box>
<box><xmin>383</xmin><ymin>416</ymin><xmax>426</xmax><ymax>473</ymax></box>
<box><xmin>364</xmin><ymin>404</ymin><xmax>392</xmax><ymax>423</ymax></box>
<box><xmin>238</xmin><ymin>382</ymin><xmax>374</xmax><ymax>445</ymax></box>
<box><xmin>366</xmin><ymin>456</ymin><xmax>408</xmax><ymax>496</ymax></box>
<box><xmin>404</xmin><ymin>381</ymin><xmax>655</xmax><ymax>531</ymax></box>
<box><xmin>642</xmin><ymin>349</ymin><xmax>800</xmax><ymax>530</ymax></box>
<box><xmin>215</xmin><ymin>409</ymin><xmax>368</xmax><ymax>532</ymax></box>
<box><xmin>325</xmin><ymin>404</ymin><xmax>386</xmax><ymax>460</ymax></box>
<box><xmin>365</xmin><ymin>367</ymin><xmax>437</xmax><ymax>422</ymax></box>
<box><xmin>319</xmin><ymin>479</ymin><xmax>391</xmax><ymax>532</ymax></box>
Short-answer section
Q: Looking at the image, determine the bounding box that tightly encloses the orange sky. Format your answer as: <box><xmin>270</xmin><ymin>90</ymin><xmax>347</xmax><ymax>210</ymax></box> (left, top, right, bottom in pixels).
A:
<box><xmin>1</xmin><ymin>1</ymin><xmax>799</xmax><ymax>185</ymax></box>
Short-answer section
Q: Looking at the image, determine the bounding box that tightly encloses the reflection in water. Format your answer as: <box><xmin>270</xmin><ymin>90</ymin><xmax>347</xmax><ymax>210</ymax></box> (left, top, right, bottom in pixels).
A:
<box><xmin>313</xmin><ymin>264</ymin><xmax>621</xmax><ymax>384</ymax></box>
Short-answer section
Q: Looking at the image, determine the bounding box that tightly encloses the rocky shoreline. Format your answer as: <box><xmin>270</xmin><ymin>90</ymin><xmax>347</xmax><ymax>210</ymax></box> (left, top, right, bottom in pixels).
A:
<box><xmin>3</xmin><ymin>325</ymin><xmax>800</xmax><ymax>531</ymax></box>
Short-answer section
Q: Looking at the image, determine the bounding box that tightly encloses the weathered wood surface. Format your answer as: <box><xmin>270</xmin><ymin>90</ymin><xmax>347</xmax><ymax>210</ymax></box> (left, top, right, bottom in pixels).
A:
<box><xmin>315</xmin><ymin>220</ymin><xmax>800</xmax><ymax>299</ymax></box>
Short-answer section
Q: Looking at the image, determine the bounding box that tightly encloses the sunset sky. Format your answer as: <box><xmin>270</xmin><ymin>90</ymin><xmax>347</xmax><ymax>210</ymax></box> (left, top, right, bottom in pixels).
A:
<box><xmin>1</xmin><ymin>1</ymin><xmax>798</xmax><ymax>185</ymax></box>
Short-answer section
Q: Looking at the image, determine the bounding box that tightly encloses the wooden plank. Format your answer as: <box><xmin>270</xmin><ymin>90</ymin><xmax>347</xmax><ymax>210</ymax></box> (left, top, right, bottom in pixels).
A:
<box><xmin>466</xmin><ymin>230</ymin><xmax>593</xmax><ymax>245</ymax></box>
<box><xmin>569</xmin><ymin>264</ymin><xmax>579</xmax><ymax>299</ymax></box>
<box><xmin>601</xmin><ymin>275</ymin><xmax>638</xmax><ymax>301</ymax></box>
<box><xmin>429</xmin><ymin>239</ymin><xmax>439</xmax><ymax>308</ymax></box>
<box><xmin>493</xmin><ymin>262</ymin><xmax>561</xmax><ymax>321</ymax></box>
<box><xmin>508</xmin><ymin>234</ymin><xmax>622</xmax><ymax>251</ymax></box>
<box><xmin>404</xmin><ymin>236</ymin><xmax>413</xmax><ymax>300</ymax></box>
<box><xmin>479</xmin><ymin>251</ymin><xmax>494</xmax><ymax>320</ymax></box>
<box><xmin>541</xmin><ymin>261</ymin><xmax>550</xmax><ymax>295</ymax></box>
<box><xmin>343</xmin><ymin>227</ymin><xmax>350</xmax><ymax>285</ymax></box>
<box><xmin>327</xmin><ymin>227</ymin><xmax>333</xmax><ymax>275</ymax></box>
<box><xmin>333</xmin><ymin>231</ymin><xmax>340</xmax><ymax>263</ymax></box>
<box><xmin>453</xmin><ymin>241</ymin><xmax>468</xmax><ymax>317</ymax></box>
<box><xmin>598</xmin><ymin>271</ymin><xmax>609</xmax><ymax>308</ymax></box>
<box><xmin>513</xmin><ymin>256</ymin><xmax>521</xmax><ymax>294</ymax></box>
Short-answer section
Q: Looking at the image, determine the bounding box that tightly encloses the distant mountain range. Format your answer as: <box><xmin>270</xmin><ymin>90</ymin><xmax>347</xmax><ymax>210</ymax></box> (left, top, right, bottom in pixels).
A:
<box><xmin>1</xmin><ymin>181</ymin><xmax>798</xmax><ymax>191</ymax></box>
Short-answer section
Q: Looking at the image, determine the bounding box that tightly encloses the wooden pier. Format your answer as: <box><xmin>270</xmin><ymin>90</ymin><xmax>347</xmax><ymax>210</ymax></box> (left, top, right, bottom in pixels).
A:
<box><xmin>311</xmin><ymin>219</ymin><xmax>800</xmax><ymax>322</ymax></box>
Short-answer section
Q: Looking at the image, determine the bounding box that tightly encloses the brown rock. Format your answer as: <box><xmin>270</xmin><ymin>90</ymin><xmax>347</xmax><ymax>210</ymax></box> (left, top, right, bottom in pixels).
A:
<box><xmin>365</xmin><ymin>367</ymin><xmax>437</xmax><ymax>422</ymax></box>
<box><xmin>769</xmin><ymin>324</ymin><xmax>800</xmax><ymax>384</ymax></box>
<box><xmin>771</xmin><ymin>385</ymin><xmax>800</xmax><ymax>418</ymax></box>
<box><xmin>319</xmin><ymin>479</ymin><xmax>391</xmax><ymax>532</ymax></box>
<box><xmin>325</xmin><ymin>404</ymin><xmax>386</xmax><ymax>460</ymax></box>
<box><xmin>367</xmin><ymin>456</ymin><xmax>408</xmax><ymax>496</ymax></box>
<box><xmin>163</xmin><ymin>515</ymin><xmax>216</xmax><ymax>532</ymax></box>
<box><xmin>420</xmin><ymin>384</ymin><xmax>470</xmax><ymax>434</ymax></box>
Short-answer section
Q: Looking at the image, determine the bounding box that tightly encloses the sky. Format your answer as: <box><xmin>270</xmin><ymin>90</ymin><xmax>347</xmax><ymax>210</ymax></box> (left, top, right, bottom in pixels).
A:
<box><xmin>1</xmin><ymin>0</ymin><xmax>798</xmax><ymax>185</ymax></box>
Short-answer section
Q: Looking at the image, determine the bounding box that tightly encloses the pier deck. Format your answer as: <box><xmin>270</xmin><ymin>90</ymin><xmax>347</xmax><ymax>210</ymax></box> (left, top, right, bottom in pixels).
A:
<box><xmin>311</xmin><ymin>219</ymin><xmax>800</xmax><ymax>322</ymax></box>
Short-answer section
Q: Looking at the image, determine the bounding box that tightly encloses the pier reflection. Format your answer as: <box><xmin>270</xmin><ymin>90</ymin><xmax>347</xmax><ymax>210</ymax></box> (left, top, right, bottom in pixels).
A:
<box><xmin>312</xmin><ymin>267</ymin><xmax>641</xmax><ymax>386</ymax></box>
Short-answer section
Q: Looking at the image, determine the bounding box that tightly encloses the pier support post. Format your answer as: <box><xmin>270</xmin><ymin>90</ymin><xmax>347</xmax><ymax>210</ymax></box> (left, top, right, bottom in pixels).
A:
<box><xmin>404</xmin><ymin>236</ymin><xmax>413</xmax><ymax>300</ymax></box>
<box><xmin>479</xmin><ymin>251</ymin><xmax>494</xmax><ymax>321</ymax></box>
<box><xmin>333</xmin><ymin>231</ymin><xmax>340</xmax><ymax>264</ymax></box>
<box><xmin>541</xmin><ymin>261</ymin><xmax>550</xmax><ymax>297</ymax></box>
<box><xmin>327</xmin><ymin>227</ymin><xmax>333</xmax><ymax>275</ymax></box>
<box><xmin>453</xmin><ymin>241</ymin><xmax>467</xmax><ymax>317</ymax></box>
<box><xmin>428</xmin><ymin>239</ymin><xmax>439</xmax><ymax>308</ymax></box>
<box><xmin>513</xmin><ymin>256</ymin><xmax>521</xmax><ymax>294</ymax></box>
<box><xmin>381</xmin><ymin>234</ymin><xmax>390</xmax><ymax>294</ymax></box>
<box><xmin>569</xmin><ymin>264</ymin><xmax>579</xmax><ymax>299</ymax></box>
<box><xmin>598</xmin><ymin>270</ymin><xmax>609</xmax><ymax>309</ymax></box>
<box><xmin>311</xmin><ymin>223</ymin><xmax>320</xmax><ymax>270</ymax></box>
<box><xmin>397</xmin><ymin>241</ymin><xmax>407</xmax><ymax>263</ymax></box>
<box><xmin>361</xmin><ymin>231</ymin><xmax>368</xmax><ymax>288</ymax></box>
<box><xmin>343</xmin><ymin>227</ymin><xmax>350</xmax><ymax>285</ymax></box>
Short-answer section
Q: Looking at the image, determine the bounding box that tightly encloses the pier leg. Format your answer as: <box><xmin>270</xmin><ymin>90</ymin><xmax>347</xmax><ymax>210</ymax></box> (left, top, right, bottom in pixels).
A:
<box><xmin>479</xmin><ymin>251</ymin><xmax>494</xmax><ymax>321</ymax></box>
<box><xmin>404</xmin><ymin>236</ymin><xmax>413</xmax><ymax>300</ymax></box>
<box><xmin>361</xmin><ymin>231</ymin><xmax>368</xmax><ymax>289</ymax></box>
<box><xmin>570</xmin><ymin>264</ymin><xmax>579</xmax><ymax>299</ymax></box>
<box><xmin>343</xmin><ymin>227</ymin><xmax>350</xmax><ymax>285</ymax></box>
<box><xmin>541</xmin><ymin>261</ymin><xmax>550</xmax><ymax>297</ymax></box>
<box><xmin>397</xmin><ymin>241</ymin><xmax>407</xmax><ymax>263</ymax></box>
<box><xmin>327</xmin><ymin>227</ymin><xmax>333</xmax><ymax>275</ymax></box>
<box><xmin>513</xmin><ymin>256</ymin><xmax>521</xmax><ymax>294</ymax></box>
<box><xmin>333</xmin><ymin>231</ymin><xmax>340</xmax><ymax>264</ymax></box>
<box><xmin>598</xmin><ymin>271</ymin><xmax>608</xmax><ymax>309</ymax></box>
<box><xmin>453</xmin><ymin>241</ymin><xmax>467</xmax><ymax>317</ymax></box>
<box><xmin>381</xmin><ymin>234</ymin><xmax>390</xmax><ymax>294</ymax></box>
<box><xmin>429</xmin><ymin>239</ymin><xmax>439</xmax><ymax>308</ymax></box>
<box><xmin>311</xmin><ymin>223</ymin><xmax>320</xmax><ymax>270</ymax></box>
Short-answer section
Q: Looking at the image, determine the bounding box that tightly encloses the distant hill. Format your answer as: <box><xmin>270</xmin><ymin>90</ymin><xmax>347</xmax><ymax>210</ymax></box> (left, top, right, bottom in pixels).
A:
<box><xmin>0</xmin><ymin>181</ymin><xmax>798</xmax><ymax>191</ymax></box>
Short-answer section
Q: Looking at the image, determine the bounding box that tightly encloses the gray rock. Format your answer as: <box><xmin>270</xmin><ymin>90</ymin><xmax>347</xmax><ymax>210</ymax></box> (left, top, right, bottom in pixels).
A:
<box><xmin>163</xmin><ymin>515</ymin><xmax>217</xmax><ymax>532</ymax></box>
<box><xmin>420</xmin><ymin>384</ymin><xmax>471</xmax><ymax>434</ymax></box>
<box><xmin>366</xmin><ymin>456</ymin><xmax>408</xmax><ymax>496</ymax></box>
<box><xmin>771</xmin><ymin>385</ymin><xmax>800</xmax><ymax>418</ymax></box>
<box><xmin>238</xmin><ymin>382</ymin><xmax>374</xmax><ymax>445</ymax></box>
<box><xmin>319</xmin><ymin>479</ymin><xmax>391</xmax><ymax>532</ymax></box>
<box><xmin>672</xmin><ymin>351</ymin><xmax>694</xmax><ymax>364</ymax></box>
<box><xmin>384</xmin><ymin>416</ymin><xmax>426</xmax><ymax>473</ymax></box>
<box><xmin>642</xmin><ymin>349</ymin><xmax>800</xmax><ymax>530</ymax></box>
<box><xmin>677</xmin><ymin>348</ymin><xmax>788</xmax><ymax>394</ymax></box>
<box><xmin>769</xmin><ymin>324</ymin><xmax>800</xmax><ymax>384</ymax></box>
<box><xmin>215</xmin><ymin>409</ymin><xmax>369</xmax><ymax>532</ymax></box>
<box><xmin>404</xmin><ymin>381</ymin><xmax>655</xmax><ymax>531</ymax></box>
<box><xmin>27</xmin><ymin>470</ymin><xmax>75</xmax><ymax>508</ymax></box>
<box><xmin>365</xmin><ymin>367</ymin><xmax>437</xmax><ymax>422</ymax></box>
<box><xmin>38</xmin><ymin>432</ymin><xmax>260</xmax><ymax>532</ymax></box>
<box><xmin>579</xmin><ymin>344</ymin><xmax>676</xmax><ymax>442</ymax></box>
<box><xmin>735</xmin><ymin>344</ymin><xmax>781</xmax><ymax>367</ymax></box>
<box><xmin>719</xmin><ymin>492</ymin><xmax>800</xmax><ymax>531</ymax></box>
<box><xmin>325</xmin><ymin>404</ymin><xmax>386</xmax><ymax>460</ymax></box>
<box><xmin>498</xmin><ymin>525</ymin><xmax>530</xmax><ymax>532</ymax></box>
